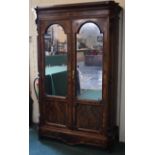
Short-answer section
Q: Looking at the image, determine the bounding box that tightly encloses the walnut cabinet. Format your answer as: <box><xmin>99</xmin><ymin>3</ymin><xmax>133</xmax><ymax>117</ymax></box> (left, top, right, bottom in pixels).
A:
<box><xmin>36</xmin><ymin>1</ymin><xmax>122</xmax><ymax>148</ymax></box>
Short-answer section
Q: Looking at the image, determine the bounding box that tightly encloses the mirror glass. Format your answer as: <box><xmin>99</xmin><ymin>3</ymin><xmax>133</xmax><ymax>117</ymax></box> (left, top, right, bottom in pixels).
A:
<box><xmin>76</xmin><ymin>22</ymin><xmax>103</xmax><ymax>101</ymax></box>
<box><xmin>44</xmin><ymin>24</ymin><xmax>68</xmax><ymax>97</ymax></box>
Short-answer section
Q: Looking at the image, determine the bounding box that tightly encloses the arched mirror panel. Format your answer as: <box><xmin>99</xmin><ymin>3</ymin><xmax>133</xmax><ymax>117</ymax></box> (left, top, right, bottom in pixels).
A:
<box><xmin>44</xmin><ymin>24</ymin><xmax>68</xmax><ymax>97</ymax></box>
<box><xmin>76</xmin><ymin>22</ymin><xmax>103</xmax><ymax>101</ymax></box>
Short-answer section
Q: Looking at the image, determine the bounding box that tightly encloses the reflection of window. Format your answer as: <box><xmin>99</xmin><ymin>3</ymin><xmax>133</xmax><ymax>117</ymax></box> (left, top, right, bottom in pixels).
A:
<box><xmin>97</xmin><ymin>36</ymin><xmax>103</xmax><ymax>42</ymax></box>
<box><xmin>58</xmin><ymin>42</ymin><xmax>67</xmax><ymax>53</ymax></box>
<box><xmin>45</xmin><ymin>24</ymin><xmax>67</xmax><ymax>56</ymax></box>
<box><xmin>77</xmin><ymin>23</ymin><xmax>103</xmax><ymax>50</ymax></box>
<box><xmin>78</xmin><ymin>42</ymin><xmax>87</xmax><ymax>49</ymax></box>
<box><xmin>44</xmin><ymin>34</ymin><xmax>51</xmax><ymax>51</ymax></box>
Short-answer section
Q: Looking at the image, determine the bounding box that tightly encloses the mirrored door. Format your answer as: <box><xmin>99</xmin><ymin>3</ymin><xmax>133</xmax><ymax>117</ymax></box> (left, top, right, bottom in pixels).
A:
<box><xmin>44</xmin><ymin>24</ymin><xmax>68</xmax><ymax>97</ymax></box>
<box><xmin>75</xmin><ymin>22</ymin><xmax>103</xmax><ymax>101</ymax></box>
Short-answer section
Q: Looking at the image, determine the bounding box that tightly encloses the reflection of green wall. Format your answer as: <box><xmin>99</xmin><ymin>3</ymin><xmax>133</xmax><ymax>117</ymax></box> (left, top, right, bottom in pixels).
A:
<box><xmin>52</xmin><ymin>71</ymin><xmax>67</xmax><ymax>96</ymax></box>
<box><xmin>45</xmin><ymin>71</ymin><xmax>67</xmax><ymax>96</ymax></box>
<box><xmin>45</xmin><ymin>55</ymin><xmax>67</xmax><ymax>66</ymax></box>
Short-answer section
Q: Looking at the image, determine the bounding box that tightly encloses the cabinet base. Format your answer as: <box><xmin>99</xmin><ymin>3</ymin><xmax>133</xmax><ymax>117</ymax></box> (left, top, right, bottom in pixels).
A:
<box><xmin>38</xmin><ymin>125</ymin><xmax>114</xmax><ymax>149</ymax></box>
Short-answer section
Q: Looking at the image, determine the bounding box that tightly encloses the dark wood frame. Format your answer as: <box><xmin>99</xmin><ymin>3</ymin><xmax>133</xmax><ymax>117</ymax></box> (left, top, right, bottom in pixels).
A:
<box><xmin>36</xmin><ymin>1</ymin><xmax>122</xmax><ymax>148</ymax></box>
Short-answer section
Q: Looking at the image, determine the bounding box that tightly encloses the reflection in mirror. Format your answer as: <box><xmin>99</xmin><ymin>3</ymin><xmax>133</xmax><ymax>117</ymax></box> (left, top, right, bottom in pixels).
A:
<box><xmin>44</xmin><ymin>24</ymin><xmax>68</xmax><ymax>97</ymax></box>
<box><xmin>76</xmin><ymin>22</ymin><xmax>103</xmax><ymax>101</ymax></box>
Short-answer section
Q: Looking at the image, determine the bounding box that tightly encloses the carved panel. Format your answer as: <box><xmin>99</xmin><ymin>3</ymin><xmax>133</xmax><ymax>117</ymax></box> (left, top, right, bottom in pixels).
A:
<box><xmin>45</xmin><ymin>101</ymin><xmax>67</xmax><ymax>125</ymax></box>
<box><xmin>76</xmin><ymin>104</ymin><xmax>102</xmax><ymax>131</ymax></box>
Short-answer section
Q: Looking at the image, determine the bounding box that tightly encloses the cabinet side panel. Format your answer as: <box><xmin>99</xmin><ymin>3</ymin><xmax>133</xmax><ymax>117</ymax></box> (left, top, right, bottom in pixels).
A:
<box><xmin>109</xmin><ymin>16</ymin><xmax>120</xmax><ymax>128</ymax></box>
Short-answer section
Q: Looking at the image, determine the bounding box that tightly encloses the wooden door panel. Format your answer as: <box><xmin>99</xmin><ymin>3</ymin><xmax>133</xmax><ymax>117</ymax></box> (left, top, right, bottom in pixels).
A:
<box><xmin>75</xmin><ymin>104</ymin><xmax>103</xmax><ymax>131</ymax></box>
<box><xmin>44</xmin><ymin>101</ymin><xmax>67</xmax><ymax>126</ymax></box>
